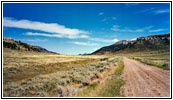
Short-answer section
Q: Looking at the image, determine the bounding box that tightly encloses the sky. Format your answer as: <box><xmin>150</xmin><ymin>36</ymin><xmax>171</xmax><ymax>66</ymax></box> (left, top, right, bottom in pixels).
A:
<box><xmin>3</xmin><ymin>3</ymin><xmax>170</xmax><ymax>55</ymax></box>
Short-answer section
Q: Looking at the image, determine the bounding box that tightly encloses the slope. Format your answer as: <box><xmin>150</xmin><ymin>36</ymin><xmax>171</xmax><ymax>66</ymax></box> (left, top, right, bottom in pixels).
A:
<box><xmin>3</xmin><ymin>37</ymin><xmax>57</xmax><ymax>54</ymax></box>
<box><xmin>92</xmin><ymin>33</ymin><xmax>170</xmax><ymax>55</ymax></box>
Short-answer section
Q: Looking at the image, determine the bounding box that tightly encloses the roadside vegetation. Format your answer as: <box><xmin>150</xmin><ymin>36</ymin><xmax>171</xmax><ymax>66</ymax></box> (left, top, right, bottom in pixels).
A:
<box><xmin>75</xmin><ymin>60</ymin><xmax>125</xmax><ymax>97</ymax></box>
<box><xmin>97</xmin><ymin>61</ymin><xmax>125</xmax><ymax>97</ymax></box>
<box><xmin>127</xmin><ymin>50</ymin><xmax>170</xmax><ymax>70</ymax></box>
<box><xmin>97</xmin><ymin>79</ymin><xmax>125</xmax><ymax>97</ymax></box>
<box><xmin>75</xmin><ymin>82</ymin><xmax>99</xmax><ymax>97</ymax></box>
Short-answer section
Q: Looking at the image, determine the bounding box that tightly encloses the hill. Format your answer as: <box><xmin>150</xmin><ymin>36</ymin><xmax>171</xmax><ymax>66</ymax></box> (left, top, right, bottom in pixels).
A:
<box><xmin>3</xmin><ymin>37</ymin><xmax>57</xmax><ymax>54</ymax></box>
<box><xmin>92</xmin><ymin>33</ymin><xmax>170</xmax><ymax>55</ymax></box>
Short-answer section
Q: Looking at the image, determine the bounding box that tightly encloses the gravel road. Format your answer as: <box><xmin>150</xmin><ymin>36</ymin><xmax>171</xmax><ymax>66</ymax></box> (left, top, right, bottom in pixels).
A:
<box><xmin>122</xmin><ymin>57</ymin><xmax>170</xmax><ymax>97</ymax></box>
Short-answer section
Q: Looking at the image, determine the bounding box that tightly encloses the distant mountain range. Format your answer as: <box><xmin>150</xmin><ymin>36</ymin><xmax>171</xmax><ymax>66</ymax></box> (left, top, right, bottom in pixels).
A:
<box><xmin>92</xmin><ymin>33</ymin><xmax>170</xmax><ymax>55</ymax></box>
<box><xmin>78</xmin><ymin>53</ymin><xmax>90</xmax><ymax>55</ymax></box>
<box><xmin>3</xmin><ymin>33</ymin><xmax>170</xmax><ymax>55</ymax></box>
<box><xmin>3</xmin><ymin>37</ymin><xmax>58</xmax><ymax>54</ymax></box>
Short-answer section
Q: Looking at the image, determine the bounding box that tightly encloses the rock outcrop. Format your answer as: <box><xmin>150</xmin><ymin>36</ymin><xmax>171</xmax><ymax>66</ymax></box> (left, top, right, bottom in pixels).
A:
<box><xmin>92</xmin><ymin>33</ymin><xmax>170</xmax><ymax>55</ymax></box>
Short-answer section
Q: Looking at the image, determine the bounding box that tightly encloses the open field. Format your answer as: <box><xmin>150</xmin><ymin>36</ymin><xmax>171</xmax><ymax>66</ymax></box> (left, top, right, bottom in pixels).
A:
<box><xmin>2</xmin><ymin>2</ymin><xmax>171</xmax><ymax>98</ymax></box>
<box><xmin>3</xmin><ymin>48</ymin><xmax>119</xmax><ymax>97</ymax></box>
<box><xmin>3</xmin><ymin>48</ymin><xmax>170</xmax><ymax>97</ymax></box>
<box><xmin>118</xmin><ymin>50</ymin><xmax>170</xmax><ymax>70</ymax></box>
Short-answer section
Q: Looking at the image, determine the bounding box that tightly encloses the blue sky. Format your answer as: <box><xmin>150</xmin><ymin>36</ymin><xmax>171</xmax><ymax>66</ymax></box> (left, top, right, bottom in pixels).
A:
<box><xmin>3</xmin><ymin>3</ymin><xmax>170</xmax><ymax>55</ymax></box>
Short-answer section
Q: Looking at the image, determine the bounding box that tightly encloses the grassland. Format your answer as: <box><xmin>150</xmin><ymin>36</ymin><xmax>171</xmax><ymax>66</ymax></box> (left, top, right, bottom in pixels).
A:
<box><xmin>126</xmin><ymin>50</ymin><xmax>170</xmax><ymax>70</ymax></box>
<box><xmin>75</xmin><ymin>60</ymin><xmax>125</xmax><ymax>97</ymax></box>
<box><xmin>3</xmin><ymin>47</ymin><xmax>169</xmax><ymax>97</ymax></box>
<box><xmin>113</xmin><ymin>49</ymin><xmax>170</xmax><ymax>70</ymax></box>
<box><xmin>3</xmin><ymin>48</ymin><xmax>119</xmax><ymax>97</ymax></box>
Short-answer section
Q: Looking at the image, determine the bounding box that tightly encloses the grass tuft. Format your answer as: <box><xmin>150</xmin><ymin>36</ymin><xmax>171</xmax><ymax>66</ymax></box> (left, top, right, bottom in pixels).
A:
<box><xmin>76</xmin><ymin>82</ymin><xmax>99</xmax><ymax>97</ymax></box>
<box><xmin>97</xmin><ymin>79</ymin><xmax>125</xmax><ymax>97</ymax></box>
<box><xmin>114</xmin><ymin>61</ymin><xmax>124</xmax><ymax>75</ymax></box>
<box><xmin>97</xmin><ymin>61</ymin><xmax>125</xmax><ymax>97</ymax></box>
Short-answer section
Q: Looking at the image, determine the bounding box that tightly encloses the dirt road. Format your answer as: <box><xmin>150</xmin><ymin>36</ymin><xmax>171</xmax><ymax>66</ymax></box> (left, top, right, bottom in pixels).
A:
<box><xmin>122</xmin><ymin>57</ymin><xmax>170</xmax><ymax>97</ymax></box>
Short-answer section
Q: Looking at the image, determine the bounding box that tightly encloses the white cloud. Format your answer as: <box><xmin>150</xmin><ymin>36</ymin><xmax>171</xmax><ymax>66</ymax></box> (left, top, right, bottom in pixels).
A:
<box><xmin>69</xmin><ymin>42</ymin><xmax>98</xmax><ymax>46</ymax></box>
<box><xmin>112</xmin><ymin>25</ymin><xmax>120</xmax><ymax>28</ymax></box>
<box><xmin>154</xmin><ymin>10</ymin><xmax>170</xmax><ymax>14</ymax></box>
<box><xmin>149</xmin><ymin>29</ymin><xmax>165</xmax><ymax>32</ymax></box>
<box><xmin>139</xmin><ymin>8</ymin><xmax>170</xmax><ymax>14</ymax></box>
<box><xmin>26</xmin><ymin>32</ymin><xmax>117</xmax><ymax>43</ymax></box>
<box><xmin>144</xmin><ymin>26</ymin><xmax>153</xmax><ymax>29</ymax></box>
<box><xmin>111</xmin><ymin>25</ymin><xmax>153</xmax><ymax>33</ymax></box>
<box><xmin>131</xmin><ymin>38</ymin><xmax>137</xmax><ymax>40</ymax></box>
<box><xmin>98</xmin><ymin>12</ymin><xmax>104</xmax><ymax>16</ymax></box>
<box><xmin>89</xmin><ymin>37</ymin><xmax>119</xmax><ymax>43</ymax></box>
<box><xmin>139</xmin><ymin>8</ymin><xmax>155</xmax><ymax>13</ymax></box>
<box><xmin>3</xmin><ymin>17</ymin><xmax>119</xmax><ymax>43</ymax></box>
<box><xmin>26</xmin><ymin>32</ymin><xmax>89</xmax><ymax>39</ymax></box>
<box><xmin>111</xmin><ymin>27</ymin><xmax>144</xmax><ymax>32</ymax></box>
<box><xmin>26</xmin><ymin>32</ymin><xmax>63</xmax><ymax>37</ymax></box>
<box><xmin>3</xmin><ymin>17</ymin><xmax>88</xmax><ymax>39</ymax></box>
<box><xmin>17</xmin><ymin>38</ymin><xmax>48</xmax><ymax>42</ymax></box>
<box><xmin>112</xmin><ymin>38</ymin><xmax>119</xmax><ymax>42</ymax></box>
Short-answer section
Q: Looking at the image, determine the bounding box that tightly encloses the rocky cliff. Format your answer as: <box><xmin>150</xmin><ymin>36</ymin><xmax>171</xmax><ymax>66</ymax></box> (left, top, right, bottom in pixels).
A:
<box><xmin>92</xmin><ymin>33</ymin><xmax>170</xmax><ymax>55</ymax></box>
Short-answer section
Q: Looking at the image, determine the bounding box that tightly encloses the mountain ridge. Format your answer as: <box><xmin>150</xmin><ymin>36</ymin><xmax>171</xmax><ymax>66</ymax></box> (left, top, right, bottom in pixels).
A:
<box><xmin>3</xmin><ymin>37</ymin><xmax>58</xmax><ymax>54</ymax></box>
<box><xmin>92</xmin><ymin>33</ymin><xmax>170</xmax><ymax>55</ymax></box>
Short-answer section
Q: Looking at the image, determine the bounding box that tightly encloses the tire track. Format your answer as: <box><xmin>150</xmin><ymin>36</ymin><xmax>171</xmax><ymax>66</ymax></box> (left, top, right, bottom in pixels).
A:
<box><xmin>122</xmin><ymin>57</ymin><xmax>170</xmax><ymax>97</ymax></box>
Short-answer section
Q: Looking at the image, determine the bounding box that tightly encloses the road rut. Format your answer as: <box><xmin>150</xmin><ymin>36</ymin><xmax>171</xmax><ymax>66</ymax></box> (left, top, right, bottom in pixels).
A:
<box><xmin>122</xmin><ymin>57</ymin><xmax>170</xmax><ymax>97</ymax></box>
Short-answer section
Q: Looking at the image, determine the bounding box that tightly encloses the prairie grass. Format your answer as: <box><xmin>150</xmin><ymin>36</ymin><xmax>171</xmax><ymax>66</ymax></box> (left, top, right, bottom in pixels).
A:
<box><xmin>126</xmin><ymin>50</ymin><xmax>170</xmax><ymax>70</ymax></box>
<box><xmin>114</xmin><ymin>61</ymin><xmax>124</xmax><ymax>75</ymax></box>
<box><xmin>97</xmin><ymin>79</ymin><xmax>125</xmax><ymax>97</ymax></box>
<box><xmin>75</xmin><ymin>60</ymin><xmax>125</xmax><ymax>97</ymax></box>
<box><xmin>97</xmin><ymin>61</ymin><xmax>125</xmax><ymax>97</ymax></box>
<box><xmin>3</xmin><ymin>48</ymin><xmax>118</xmax><ymax>97</ymax></box>
<box><xmin>75</xmin><ymin>82</ymin><xmax>99</xmax><ymax>97</ymax></box>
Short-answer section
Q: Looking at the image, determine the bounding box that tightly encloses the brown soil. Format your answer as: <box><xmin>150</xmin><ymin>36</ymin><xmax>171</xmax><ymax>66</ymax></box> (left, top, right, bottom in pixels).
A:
<box><xmin>122</xmin><ymin>57</ymin><xmax>170</xmax><ymax>97</ymax></box>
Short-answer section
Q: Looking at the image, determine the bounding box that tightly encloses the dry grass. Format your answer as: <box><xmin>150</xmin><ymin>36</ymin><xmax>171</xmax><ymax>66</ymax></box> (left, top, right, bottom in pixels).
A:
<box><xmin>115</xmin><ymin>50</ymin><xmax>170</xmax><ymax>70</ymax></box>
<box><xmin>3</xmin><ymin>48</ymin><xmax>118</xmax><ymax>97</ymax></box>
<box><xmin>97</xmin><ymin>61</ymin><xmax>125</xmax><ymax>97</ymax></box>
<box><xmin>75</xmin><ymin>58</ymin><xmax>125</xmax><ymax>97</ymax></box>
<box><xmin>126</xmin><ymin>50</ymin><xmax>170</xmax><ymax>70</ymax></box>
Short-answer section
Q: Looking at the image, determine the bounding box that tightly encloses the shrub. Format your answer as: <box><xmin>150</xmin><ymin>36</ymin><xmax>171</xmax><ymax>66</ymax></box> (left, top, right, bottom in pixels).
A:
<box><xmin>53</xmin><ymin>86</ymin><xmax>78</xmax><ymax>97</ymax></box>
<box><xmin>42</xmin><ymin>81</ymin><xmax>58</xmax><ymax>91</ymax></box>
<box><xmin>34</xmin><ymin>92</ymin><xmax>48</xmax><ymax>97</ymax></box>
<box><xmin>76</xmin><ymin>82</ymin><xmax>99</xmax><ymax>97</ymax></box>
<box><xmin>161</xmin><ymin>63</ymin><xmax>170</xmax><ymax>70</ymax></box>
<box><xmin>100</xmin><ymin>58</ymin><xmax>108</xmax><ymax>61</ymax></box>
<box><xmin>72</xmin><ymin>75</ymin><xmax>85</xmax><ymax>83</ymax></box>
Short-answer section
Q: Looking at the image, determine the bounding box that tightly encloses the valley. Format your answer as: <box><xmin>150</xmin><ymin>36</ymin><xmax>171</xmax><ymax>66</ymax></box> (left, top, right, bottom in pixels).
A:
<box><xmin>3</xmin><ymin>33</ymin><xmax>171</xmax><ymax>97</ymax></box>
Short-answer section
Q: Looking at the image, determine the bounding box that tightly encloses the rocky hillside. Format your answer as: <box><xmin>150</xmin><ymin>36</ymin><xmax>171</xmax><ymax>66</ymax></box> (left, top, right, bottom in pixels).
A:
<box><xmin>92</xmin><ymin>33</ymin><xmax>170</xmax><ymax>55</ymax></box>
<box><xmin>3</xmin><ymin>37</ymin><xmax>57</xmax><ymax>54</ymax></box>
